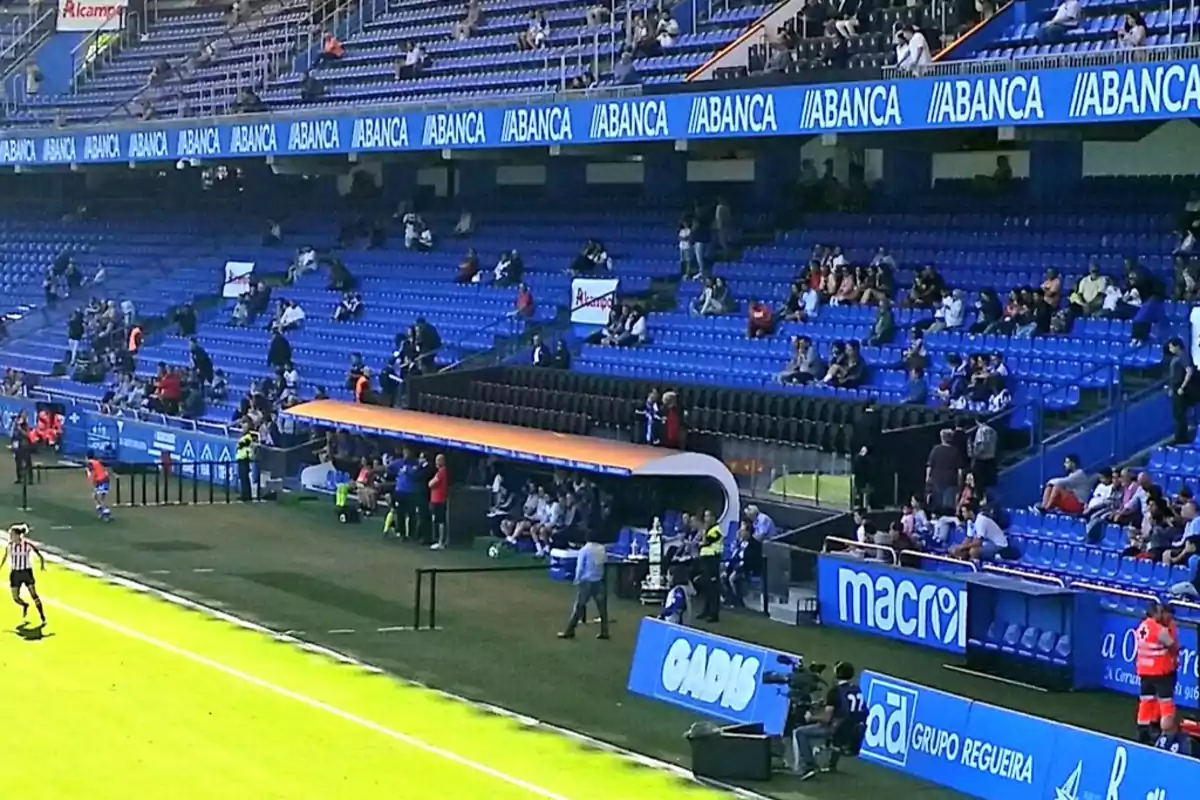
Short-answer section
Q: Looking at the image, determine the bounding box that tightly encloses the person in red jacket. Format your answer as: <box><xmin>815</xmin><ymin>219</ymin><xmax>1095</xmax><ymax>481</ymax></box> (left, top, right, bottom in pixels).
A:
<box><xmin>428</xmin><ymin>454</ymin><xmax>450</xmax><ymax>550</ymax></box>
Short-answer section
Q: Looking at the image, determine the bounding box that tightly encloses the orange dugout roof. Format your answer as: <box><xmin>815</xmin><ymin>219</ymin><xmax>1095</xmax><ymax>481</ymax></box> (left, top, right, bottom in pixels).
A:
<box><xmin>282</xmin><ymin>400</ymin><xmax>740</xmax><ymax>525</ymax></box>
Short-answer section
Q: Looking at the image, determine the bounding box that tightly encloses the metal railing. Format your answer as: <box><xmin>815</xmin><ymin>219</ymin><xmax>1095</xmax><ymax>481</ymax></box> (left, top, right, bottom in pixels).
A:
<box><xmin>93</xmin><ymin>0</ymin><xmax>318</xmax><ymax>122</ymax></box>
<box><xmin>888</xmin><ymin>39</ymin><xmax>1200</xmax><ymax>80</ymax></box>
<box><xmin>821</xmin><ymin>535</ymin><xmax>898</xmax><ymax>564</ymax></box>
<box><xmin>982</xmin><ymin>563</ymin><xmax>1067</xmax><ymax>587</ymax></box>
<box><xmin>0</xmin><ymin>6</ymin><xmax>57</xmax><ymax>112</ymax></box>
<box><xmin>71</xmin><ymin>10</ymin><xmax>149</xmax><ymax>92</ymax></box>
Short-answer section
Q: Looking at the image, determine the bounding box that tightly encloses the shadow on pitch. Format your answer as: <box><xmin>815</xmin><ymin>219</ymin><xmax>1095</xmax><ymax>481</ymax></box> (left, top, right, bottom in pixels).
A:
<box><xmin>12</xmin><ymin>622</ymin><xmax>53</xmax><ymax>641</ymax></box>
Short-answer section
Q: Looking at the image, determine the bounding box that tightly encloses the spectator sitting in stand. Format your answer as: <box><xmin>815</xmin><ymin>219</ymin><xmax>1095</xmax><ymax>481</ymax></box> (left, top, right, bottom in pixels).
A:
<box><xmin>747</xmin><ymin>299</ymin><xmax>775</xmax><ymax>339</ymax></box>
<box><xmin>517</xmin><ymin>10</ymin><xmax>549</xmax><ymax>50</ymax></box>
<box><xmin>903</xmin><ymin>367</ymin><xmax>928</xmax><ymax>405</ymax></box>
<box><xmin>333</xmin><ymin>292</ymin><xmax>363</xmax><ymax>321</ymax></box>
<box><xmin>787</xmin><ymin>280</ymin><xmax>821</xmax><ymax>322</ymax></box>
<box><xmin>396</xmin><ymin>43</ymin><xmax>427</xmax><ymax>79</ymax></box>
<box><xmin>1041</xmin><ymin>268</ymin><xmax>1063</xmax><ymax>307</ymax></box>
<box><xmin>1163</xmin><ymin>502</ymin><xmax>1200</xmax><ymax>567</ymax></box>
<box><xmin>777</xmin><ymin>336</ymin><xmax>823</xmax><ymax>385</ymax></box>
<box><xmin>514</xmin><ymin>283</ymin><xmax>535</xmax><ymax>319</ymax></box>
<box><xmin>1068</xmin><ymin>263</ymin><xmax>1109</xmax><ymax>317</ymax></box>
<box><xmin>208</xmin><ymin>370</ymin><xmax>229</xmax><ymax>402</ymax></box>
<box><xmin>569</xmin><ymin>239</ymin><xmax>612</xmax><ymax>275</ymax></box>
<box><xmin>286</xmin><ymin>246</ymin><xmax>318</xmax><ymax>283</ymax></box>
<box><xmin>494</xmin><ymin>250</ymin><xmax>523</xmax><ymax>286</ymax></box>
<box><xmin>904</xmin><ymin>265</ymin><xmax>944</xmax><ymax>308</ymax></box>
<box><xmin>602</xmin><ymin>307</ymin><xmax>648</xmax><ymax>347</ymax></box>
<box><xmin>1035</xmin><ymin>454</ymin><xmax>1094</xmax><ymax>515</ymax></box>
<box><xmin>920</xmin><ymin>289</ymin><xmax>966</xmax><ymax>334</ymax></box>
<box><xmin>949</xmin><ymin>502</ymin><xmax>1009</xmax><ymax>562</ymax></box>
<box><xmin>692</xmin><ymin>276</ymin><xmax>732</xmax><ymax>316</ymax></box>
<box><xmin>271</xmin><ymin>299</ymin><xmax>306</xmax><ymax>333</ymax></box>
<box><xmin>867</xmin><ymin>297</ymin><xmax>896</xmax><ymax>346</ymax></box>
<box><xmin>822</xmin><ymin>340</ymin><xmax>865</xmax><ymax>388</ymax></box>
<box><xmin>456</xmin><ymin>248</ymin><xmax>481</xmax><ymax>283</ymax></box>
<box><xmin>1037</xmin><ymin>0</ymin><xmax>1081</xmax><ymax>44</ymax></box>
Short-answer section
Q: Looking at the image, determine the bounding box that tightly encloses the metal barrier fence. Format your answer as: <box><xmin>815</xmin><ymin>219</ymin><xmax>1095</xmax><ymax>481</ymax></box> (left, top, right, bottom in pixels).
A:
<box><xmin>411</xmin><ymin>560</ymin><xmax>644</xmax><ymax>631</ymax></box>
<box><xmin>890</xmin><ymin>39</ymin><xmax>1200</xmax><ymax>80</ymax></box>
<box><xmin>21</xmin><ymin>461</ymin><xmax>268</xmax><ymax>510</ymax></box>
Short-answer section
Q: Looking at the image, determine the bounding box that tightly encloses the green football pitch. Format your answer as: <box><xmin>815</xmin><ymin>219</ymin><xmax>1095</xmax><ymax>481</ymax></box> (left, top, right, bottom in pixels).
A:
<box><xmin>0</xmin><ymin>462</ymin><xmax>1133</xmax><ymax>800</ymax></box>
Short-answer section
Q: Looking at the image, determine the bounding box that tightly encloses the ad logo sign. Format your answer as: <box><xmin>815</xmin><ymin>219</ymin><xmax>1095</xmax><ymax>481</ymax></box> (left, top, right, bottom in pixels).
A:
<box><xmin>1097</xmin><ymin>610</ymin><xmax>1199</xmax><ymax>709</ymax></box>
<box><xmin>818</xmin><ymin>556</ymin><xmax>968</xmax><ymax>653</ymax></box>
<box><xmin>861</xmin><ymin>671</ymin><xmax>1200</xmax><ymax>800</ymax></box>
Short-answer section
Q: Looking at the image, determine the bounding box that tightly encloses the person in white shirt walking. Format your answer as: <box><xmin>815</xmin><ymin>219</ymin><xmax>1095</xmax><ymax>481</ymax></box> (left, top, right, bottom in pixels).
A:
<box><xmin>558</xmin><ymin>531</ymin><xmax>610</xmax><ymax>639</ymax></box>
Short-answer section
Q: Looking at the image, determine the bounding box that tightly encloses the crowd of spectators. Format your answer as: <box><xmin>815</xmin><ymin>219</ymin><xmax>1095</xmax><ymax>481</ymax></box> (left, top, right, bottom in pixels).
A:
<box><xmin>1034</xmin><ymin>458</ymin><xmax>1200</xmax><ymax>597</ymax></box>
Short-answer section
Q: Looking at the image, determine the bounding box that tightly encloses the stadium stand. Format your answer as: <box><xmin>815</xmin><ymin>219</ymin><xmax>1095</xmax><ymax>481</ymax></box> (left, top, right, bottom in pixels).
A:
<box><xmin>5</xmin><ymin>0</ymin><xmax>813</xmax><ymax>124</ymax></box>
<box><xmin>947</xmin><ymin>0</ymin><xmax>1194</xmax><ymax>60</ymax></box>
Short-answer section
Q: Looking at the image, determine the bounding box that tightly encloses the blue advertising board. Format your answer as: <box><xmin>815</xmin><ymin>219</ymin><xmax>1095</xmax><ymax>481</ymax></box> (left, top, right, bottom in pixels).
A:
<box><xmin>817</xmin><ymin>556</ymin><xmax>969</xmax><ymax>654</ymax></box>
<box><xmin>5</xmin><ymin>59</ymin><xmax>1200</xmax><ymax>165</ymax></box>
<box><xmin>1</xmin><ymin>396</ymin><xmax>236</xmax><ymax>482</ymax></box>
<box><xmin>860</xmin><ymin>671</ymin><xmax>1200</xmax><ymax>799</ymax></box>
<box><xmin>626</xmin><ymin>617</ymin><xmax>793</xmax><ymax>734</ymax></box>
<box><xmin>819</xmin><ymin>556</ymin><xmax>1200</xmax><ymax>708</ymax></box>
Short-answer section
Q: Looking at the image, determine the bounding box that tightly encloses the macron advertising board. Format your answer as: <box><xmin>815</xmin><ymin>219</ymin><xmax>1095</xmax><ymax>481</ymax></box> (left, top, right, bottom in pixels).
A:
<box><xmin>817</xmin><ymin>556</ymin><xmax>1200</xmax><ymax>708</ymax></box>
<box><xmin>1</xmin><ymin>396</ymin><xmax>236</xmax><ymax>482</ymax></box>
<box><xmin>860</xmin><ymin>671</ymin><xmax>1200</xmax><ymax>800</ymax></box>
<box><xmin>7</xmin><ymin>58</ymin><xmax>1200</xmax><ymax>165</ymax></box>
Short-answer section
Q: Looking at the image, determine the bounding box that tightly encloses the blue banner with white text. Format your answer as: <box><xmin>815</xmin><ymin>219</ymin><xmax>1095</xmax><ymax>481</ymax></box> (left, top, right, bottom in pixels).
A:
<box><xmin>1</xmin><ymin>396</ymin><xmax>236</xmax><ymax>482</ymax></box>
<box><xmin>860</xmin><ymin>671</ymin><xmax>1200</xmax><ymax>799</ymax></box>
<box><xmin>626</xmin><ymin>617</ymin><xmax>794</xmax><ymax>734</ymax></box>
<box><xmin>818</xmin><ymin>556</ymin><xmax>1200</xmax><ymax>707</ymax></box>
<box><xmin>5</xmin><ymin>59</ymin><xmax>1200</xmax><ymax>165</ymax></box>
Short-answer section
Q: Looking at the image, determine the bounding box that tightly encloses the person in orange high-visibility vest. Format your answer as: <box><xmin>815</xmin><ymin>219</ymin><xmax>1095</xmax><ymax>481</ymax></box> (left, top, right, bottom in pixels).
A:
<box><xmin>128</xmin><ymin>325</ymin><xmax>144</xmax><ymax>353</ymax></box>
<box><xmin>1135</xmin><ymin>601</ymin><xmax>1180</xmax><ymax>744</ymax></box>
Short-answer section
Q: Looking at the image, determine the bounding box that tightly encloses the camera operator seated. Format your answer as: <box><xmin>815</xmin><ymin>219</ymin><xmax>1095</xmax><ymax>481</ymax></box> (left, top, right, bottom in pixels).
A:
<box><xmin>789</xmin><ymin>662</ymin><xmax>867</xmax><ymax>780</ymax></box>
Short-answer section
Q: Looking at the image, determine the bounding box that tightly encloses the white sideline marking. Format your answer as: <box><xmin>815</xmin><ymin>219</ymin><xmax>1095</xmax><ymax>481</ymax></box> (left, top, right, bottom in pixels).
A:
<box><xmin>327</xmin><ymin>628</ymin><xmax>356</xmax><ymax>635</ymax></box>
<box><xmin>10</xmin><ymin>532</ymin><xmax>769</xmax><ymax>800</ymax></box>
<box><xmin>50</xmin><ymin>525</ymin><xmax>73</xmax><ymax>531</ymax></box>
<box><xmin>49</xmin><ymin>600</ymin><xmax>572</xmax><ymax>800</ymax></box>
<box><xmin>192</xmin><ymin>568</ymin><xmax>214</xmax><ymax>574</ymax></box>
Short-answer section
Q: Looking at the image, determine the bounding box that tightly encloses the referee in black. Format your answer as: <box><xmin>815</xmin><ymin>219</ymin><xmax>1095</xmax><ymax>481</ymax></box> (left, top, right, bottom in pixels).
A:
<box><xmin>11</xmin><ymin>413</ymin><xmax>33</xmax><ymax>485</ymax></box>
<box><xmin>235</xmin><ymin>424</ymin><xmax>257</xmax><ymax>501</ymax></box>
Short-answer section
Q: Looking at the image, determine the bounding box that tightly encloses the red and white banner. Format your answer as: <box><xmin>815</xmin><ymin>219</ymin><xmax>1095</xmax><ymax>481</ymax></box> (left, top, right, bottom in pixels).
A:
<box><xmin>57</xmin><ymin>0</ymin><xmax>128</xmax><ymax>32</ymax></box>
<box><xmin>570</xmin><ymin>277</ymin><xmax>619</xmax><ymax>325</ymax></box>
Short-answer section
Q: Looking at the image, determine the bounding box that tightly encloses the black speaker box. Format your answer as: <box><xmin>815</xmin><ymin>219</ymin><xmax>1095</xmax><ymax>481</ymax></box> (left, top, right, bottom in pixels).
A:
<box><xmin>687</xmin><ymin>722</ymin><xmax>772</xmax><ymax>782</ymax></box>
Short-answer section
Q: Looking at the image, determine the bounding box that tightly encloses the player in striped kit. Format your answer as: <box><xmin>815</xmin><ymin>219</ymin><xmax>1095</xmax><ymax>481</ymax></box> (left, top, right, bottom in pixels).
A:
<box><xmin>2</xmin><ymin>523</ymin><xmax>46</xmax><ymax>624</ymax></box>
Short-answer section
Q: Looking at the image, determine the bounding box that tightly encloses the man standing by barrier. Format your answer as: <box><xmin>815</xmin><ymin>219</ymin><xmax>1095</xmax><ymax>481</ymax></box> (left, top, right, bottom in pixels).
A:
<box><xmin>697</xmin><ymin>516</ymin><xmax>725</xmax><ymax>623</ymax></box>
<box><xmin>558</xmin><ymin>531</ymin><xmax>609</xmax><ymax>640</ymax></box>
<box><xmin>1135</xmin><ymin>601</ymin><xmax>1180</xmax><ymax>744</ymax></box>
<box><xmin>235</xmin><ymin>425</ymin><xmax>256</xmax><ymax>502</ymax></box>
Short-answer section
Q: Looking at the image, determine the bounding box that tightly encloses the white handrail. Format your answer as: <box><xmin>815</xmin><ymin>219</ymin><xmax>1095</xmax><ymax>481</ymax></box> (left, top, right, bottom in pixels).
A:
<box><xmin>822</xmin><ymin>536</ymin><xmax>898</xmax><ymax>566</ymax></box>
<box><xmin>982</xmin><ymin>563</ymin><xmax>1067</xmax><ymax>587</ymax></box>
<box><xmin>1069</xmin><ymin>581</ymin><xmax>1159</xmax><ymax>603</ymax></box>
<box><xmin>913</xmin><ymin>551</ymin><xmax>979</xmax><ymax>572</ymax></box>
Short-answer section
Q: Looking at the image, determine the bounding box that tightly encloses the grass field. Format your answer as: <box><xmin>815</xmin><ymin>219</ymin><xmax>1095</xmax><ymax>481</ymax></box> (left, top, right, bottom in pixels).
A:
<box><xmin>0</xmin><ymin>462</ymin><xmax>1133</xmax><ymax>799</ymax></box>
<box><xmin>765</xmin><ymin>473</ymin><xmax>853</xmax><ymax>508</ymax></box>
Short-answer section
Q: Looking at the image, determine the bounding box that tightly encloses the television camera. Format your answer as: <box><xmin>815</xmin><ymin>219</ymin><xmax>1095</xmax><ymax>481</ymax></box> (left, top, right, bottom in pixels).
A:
<box><xmin>762</xmin><ymin>654</ymin><xmax>829</xmax><ymax>723</ymax></box>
